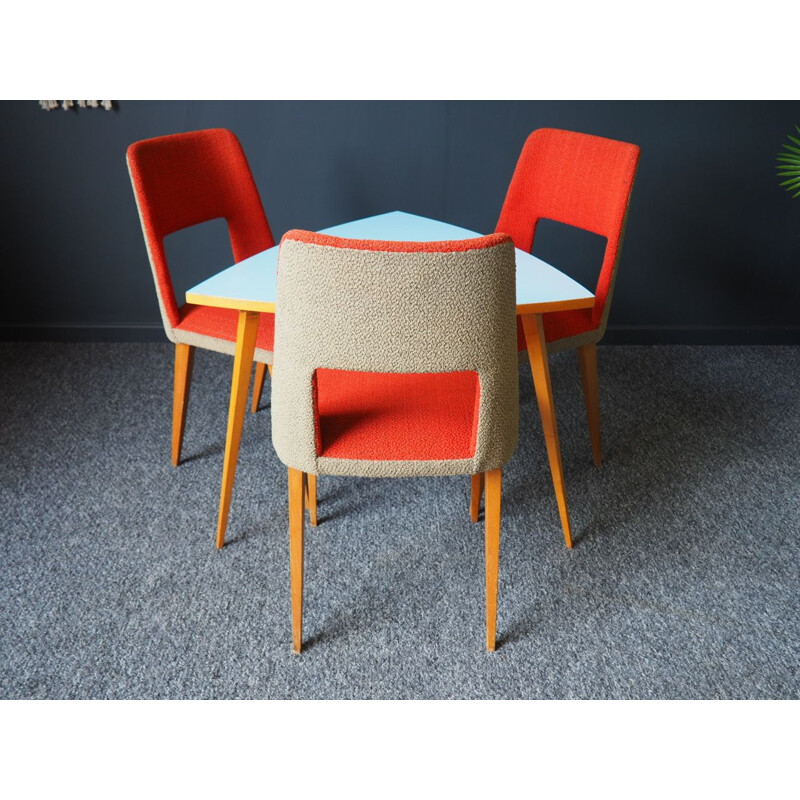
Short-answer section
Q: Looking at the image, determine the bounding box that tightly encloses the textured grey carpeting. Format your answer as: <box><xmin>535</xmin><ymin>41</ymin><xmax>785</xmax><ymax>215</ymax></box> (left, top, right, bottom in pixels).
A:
<box><xmin>1</xmin><ymin>343</ymin><xmax>798</xmax><ymax>699</ymax></box>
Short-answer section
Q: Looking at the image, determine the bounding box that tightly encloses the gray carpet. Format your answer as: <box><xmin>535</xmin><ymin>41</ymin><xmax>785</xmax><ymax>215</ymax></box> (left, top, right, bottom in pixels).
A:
<box><xmin>1</xmin><ymin>343</ymin><xmax>798</xmax><ymax>699</ymax></box>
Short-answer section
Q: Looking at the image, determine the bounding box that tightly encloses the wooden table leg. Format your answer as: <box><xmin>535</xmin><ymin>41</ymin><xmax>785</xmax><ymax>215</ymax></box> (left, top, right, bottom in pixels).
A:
<box><xmin>520</xmin><ymin>313</ymin><xmax>573</xmax><ymax>549</ymax></box>
<box><xmin>215</xmin><ymin>310</ymin><xmax>260</xmax><ymax>549</ymax></box>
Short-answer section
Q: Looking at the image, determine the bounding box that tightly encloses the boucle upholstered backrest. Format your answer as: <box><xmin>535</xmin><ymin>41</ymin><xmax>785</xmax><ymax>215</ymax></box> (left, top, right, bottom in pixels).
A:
<box><xmin>496</xmin><ymin>128</ymin><xmax>639</xmax><ymax>333</ymax></box>
<box><xmin>126</xmin><ymin>128</ymin><xmax>274</xmax><ymax>332</ymax></box>
<box><xmin>272</xmin><ymin>231</ymin><xmax>519</xmax><ymax>478</ymax></box>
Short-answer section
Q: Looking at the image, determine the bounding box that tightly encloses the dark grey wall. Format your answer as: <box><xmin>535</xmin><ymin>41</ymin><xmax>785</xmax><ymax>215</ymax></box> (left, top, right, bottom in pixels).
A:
<box><xmin>2</xmin><ymin>100</ymin><xmax>799</xmax><ymax>343</ymax></box>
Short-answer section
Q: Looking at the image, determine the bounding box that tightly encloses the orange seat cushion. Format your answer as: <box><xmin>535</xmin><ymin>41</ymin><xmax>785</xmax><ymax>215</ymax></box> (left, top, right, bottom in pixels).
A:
<box><xmin>314</xmin><ymin>369</ymin><xmax>480</xmax><ymax>461</ymax></box>
<box><xmin>516</xmin><ymin>308</ymin><xmax>597</xmax><ymax>350</ymax></box>
<box><xmin>175</xmin><ymin>303</ymin><xmax>275</xmax><ymax>351</ymax></box>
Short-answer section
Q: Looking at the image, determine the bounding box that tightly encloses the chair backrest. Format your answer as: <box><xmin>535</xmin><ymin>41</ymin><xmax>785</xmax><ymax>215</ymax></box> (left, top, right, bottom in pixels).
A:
<box><xmin>496</xmin><ymin>128</ymin><xmax>640</xmax><ymax>331</ymax></box>
<box><xmin>126</xmin><ymin>128</ymin><xmax>274</xmax><ymax>331</ymax></box>
<box><xmin>272</xmin><ymin>230</ymin><xmax>519</xmax><ymax>477</ymax></box>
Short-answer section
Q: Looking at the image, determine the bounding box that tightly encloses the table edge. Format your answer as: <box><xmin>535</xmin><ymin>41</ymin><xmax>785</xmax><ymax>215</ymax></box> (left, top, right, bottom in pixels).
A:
<box><xmin>185</xmin><ymin>291</ymin><xmax>594</xmax><ymax>317</ymax></box>
<box><xmin>185</xmin><ymin>292</ymin><xmax>276</xmax><ymax>314</ymax></box>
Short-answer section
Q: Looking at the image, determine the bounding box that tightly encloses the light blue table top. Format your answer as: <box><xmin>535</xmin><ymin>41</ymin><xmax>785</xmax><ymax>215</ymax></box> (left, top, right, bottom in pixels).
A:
<box><xmin>186</xmin><ymin>211</ymin><xmax>595</xmax><ymax>315</ymax></box>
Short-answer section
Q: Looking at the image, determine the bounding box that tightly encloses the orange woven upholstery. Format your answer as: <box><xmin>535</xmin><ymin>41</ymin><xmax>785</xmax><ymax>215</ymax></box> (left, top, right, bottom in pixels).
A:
<box><xmin>127</xmin><ymin>128</ymin><xmax>274</xmax><ymax>332</ymax></box>
<box><xmin>313</xmin><ymin>369</ymin><xmax>480</xmax><ymax>461</ymax></box>
<box><xmin>497</xmin><ymin>128</ymin><xmax>640</xmax><ymax>347</ymax></box>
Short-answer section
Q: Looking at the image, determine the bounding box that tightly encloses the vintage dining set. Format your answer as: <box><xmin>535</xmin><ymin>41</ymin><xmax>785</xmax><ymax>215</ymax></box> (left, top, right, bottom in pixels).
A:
<box><xmin>127</xmin><ymin>127</ymin><xmax>640</xmax><ymax>653</ymax></box>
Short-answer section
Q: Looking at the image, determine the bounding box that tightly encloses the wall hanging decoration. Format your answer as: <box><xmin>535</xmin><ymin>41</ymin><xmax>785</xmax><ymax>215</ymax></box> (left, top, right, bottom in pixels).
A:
<box><xmin>39</xmin><ymin>101</ymin><xmax>113</xmax><ymax>111</ymax></box>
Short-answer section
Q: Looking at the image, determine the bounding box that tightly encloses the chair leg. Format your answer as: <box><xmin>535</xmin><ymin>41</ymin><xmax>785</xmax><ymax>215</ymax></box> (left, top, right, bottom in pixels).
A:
<box><xmin>289</xmin><ymin>467</ymin><xmax>305</xmax><ymax>654</ymax></box>
<box><xmin>171</xmin><ymin>343</ymin><xmax>195</xmax><ymax>467</ymax></box>
<box><xmin>470</xmin><ymin>473</ymin><xmax>484</xmax><ymax>522</ymax></box>
<box><xmin>577</xmin><ymin>343</ymin><xmax>602</xmax><ymax>467</ymax></box>
<box><xmin>251</xmin><ymin>362</ymin><xmax>268</xmax><ymax>413</ymax></box>
<box><xmin>484</xmin><ymin>468</ymin><xmax>502</xmax><ymax>652</ymax></box>
<box><xmin>304</xmin><ymin>473</ymin><xmax>318</xmax><ymax>527</ymax></box>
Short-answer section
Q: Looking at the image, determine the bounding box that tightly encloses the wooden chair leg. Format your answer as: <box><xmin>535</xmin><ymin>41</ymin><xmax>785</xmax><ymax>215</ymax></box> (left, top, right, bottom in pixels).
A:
<box><xmin>470</xmin><ymin>473</ymin><xmax>484</xmax><ymax>522</ymax></box>
<box><xmin>577</xmin><ymin>343</ymin><xmax>602</xmax><ymax>467</ymax></box>
<box><xmin>251</xmin><ymin>362</ymin><xmax>267</xmax><ymax>413</ymax></box>
<box><xmin>484</xmin><ymin>468</ymin><xmax>502</xmax><ymax>652</ymax></box>
<box><xmin>304</xmin><ymin>473</ymin><xmax>318</xmax><ymax>527</ymax></box>
<box><xmin>289</xmin><ymin>467</ymin><xmax>305</xmax><ymax>654</ymax></box>
<box><xmin>171</xmin><ymin>343</ymin><xmax>195</xmax><ymax>467</ymax></box>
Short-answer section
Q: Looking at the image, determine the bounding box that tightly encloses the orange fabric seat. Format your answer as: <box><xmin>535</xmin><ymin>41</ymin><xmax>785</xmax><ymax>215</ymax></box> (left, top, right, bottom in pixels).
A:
<box><xmin>175</xmin><ymin>303</ymin><xmax>276</xmax><ymax>352</ymax></box>
<box><xmin>314</xmin><ymin>369</ymin><xmax>480</xmax><ymax>461</ymax></box>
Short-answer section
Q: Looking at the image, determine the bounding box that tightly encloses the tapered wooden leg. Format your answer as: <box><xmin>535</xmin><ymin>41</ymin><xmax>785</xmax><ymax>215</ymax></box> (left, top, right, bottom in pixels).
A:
<box><xmin>577</xmin><ymin>343</ymin><xmax>602</xmax><ymax>467</ymax></box>
<box><xmin>289</xmin><ymin>467</ymin><xmax>305</xmax><ymax>654</ymax></box>
<box><xmin>251</xmin><ymin>362</ymin><xmax>267</xmax><ymax>413</ymax></box>
<box><xmin>470</xmin><ymin>473</ymin><xmax>484</xmax><ymax>522</ymax></box>
<box><xmin>304</xmin><ymin>473</ymin><xmax>318</xmax><ymax>527</ymax></box>
<box><xmin>484</xmin><ymin>468</ymin><xmax>502</xmax><ymax>652</ymax></box>
<box><xmin>521</xmin><ymin>313</ymin><xmax>573</xmax><ymax>549</ymax></box>
<box><xmin>171</xmin><ymin>344</ymin><xmax>195</xmax><ymax>466</ymax></box>
<box><xmin>215</xmin><ymin>310</ymin><xmax>259</xmax><ymax>550</ymax></box>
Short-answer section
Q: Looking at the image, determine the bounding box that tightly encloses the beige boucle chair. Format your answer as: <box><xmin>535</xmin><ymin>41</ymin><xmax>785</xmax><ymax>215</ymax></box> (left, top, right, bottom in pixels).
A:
<box><xmin>271</xmin><ymin>229</ymin><xmax>520</xmax><ymax>652</ymax></box>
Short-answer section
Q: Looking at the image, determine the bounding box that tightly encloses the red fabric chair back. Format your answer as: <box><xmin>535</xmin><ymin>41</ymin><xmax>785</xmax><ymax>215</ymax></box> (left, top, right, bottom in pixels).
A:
<box><xmin>127</xmin><ymin>128</ymin><xmax>274</xmax><ymax>328</ymax></box>
<box><xmin>496</xmin><ymin>128</ymin><xmax>640</xmax><ymax>330</ymax></box>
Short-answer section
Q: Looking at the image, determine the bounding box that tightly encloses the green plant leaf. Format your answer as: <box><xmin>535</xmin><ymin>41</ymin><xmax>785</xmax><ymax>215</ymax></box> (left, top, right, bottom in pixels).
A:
<box><xmin>776</xmin><ymin>126</ymin><xmax>800</xmax><ymax>195</ymax></box>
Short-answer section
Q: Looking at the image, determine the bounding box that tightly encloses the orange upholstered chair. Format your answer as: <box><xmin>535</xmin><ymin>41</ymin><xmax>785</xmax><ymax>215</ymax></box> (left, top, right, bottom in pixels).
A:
<box><xmin>496</xmin><ymin>128</ymin><xmax>640</xmax><ymax>466</ymax></box>
<box><xmin>272</xmin><ymin>230</ymin><xmax>520</xmax><ymax>652</ymax></box>
<box><xmin>127</xmin><ymin>128</ymin><xmax>275</xmax><ymax>466</ymax></box>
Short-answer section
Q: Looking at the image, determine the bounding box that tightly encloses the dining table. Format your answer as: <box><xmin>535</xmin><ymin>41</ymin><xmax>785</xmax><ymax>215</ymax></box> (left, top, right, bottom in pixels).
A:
<box><xmin>186</xmin><ymin>211</ymin><xmax>595</xmax><ymax>549</ymax></box>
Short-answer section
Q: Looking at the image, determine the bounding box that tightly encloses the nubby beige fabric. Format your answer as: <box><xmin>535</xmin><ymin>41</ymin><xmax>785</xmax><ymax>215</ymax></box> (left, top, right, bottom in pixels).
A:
<box><xmin>272</xmin><ymin>233</ymin><xmax>519</xmax><ymax>478</ymax></box>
